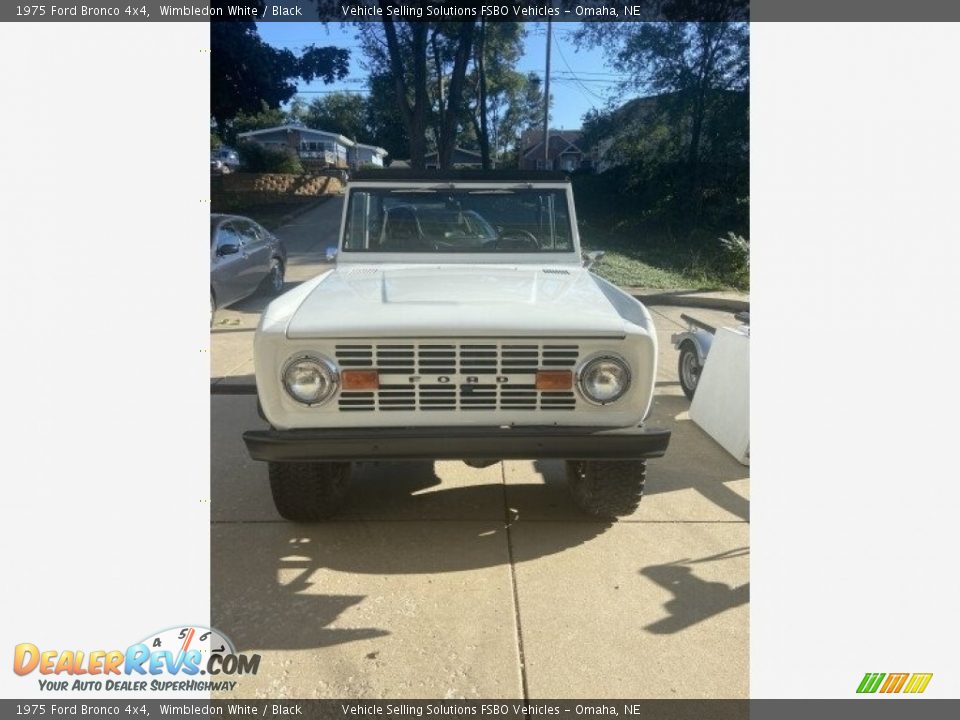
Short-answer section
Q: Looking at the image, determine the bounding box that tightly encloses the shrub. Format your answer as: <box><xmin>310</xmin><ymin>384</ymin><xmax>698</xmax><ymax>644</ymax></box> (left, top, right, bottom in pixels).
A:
<box><xmin>717</xmin><ymin>232</ymin><xmax>750</xmax><ymax>290</ymax></box>
<box><xmin>238</xmin><ymin>142</ymin><xmax>303</xmax><ymax>174</ymax></box>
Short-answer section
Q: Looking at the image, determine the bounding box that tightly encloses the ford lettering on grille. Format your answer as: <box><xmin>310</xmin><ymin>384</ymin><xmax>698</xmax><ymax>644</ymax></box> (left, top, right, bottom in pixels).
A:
<box><xmin>407</xmin><ymin>375</ymin><xmax>511</xmax><ymax>384</ymax></box>
<box><xmin>335</xmin><ymin>342</ymin><xmax>579</xmax><ymax>412</ymax></box>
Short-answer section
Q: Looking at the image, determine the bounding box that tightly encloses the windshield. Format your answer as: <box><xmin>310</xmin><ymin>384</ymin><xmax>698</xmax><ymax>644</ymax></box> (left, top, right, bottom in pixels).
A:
<box><xmin>342</xmin><ymin>187</ymin><xmax>575</xmax><ymax>253</ymax></box>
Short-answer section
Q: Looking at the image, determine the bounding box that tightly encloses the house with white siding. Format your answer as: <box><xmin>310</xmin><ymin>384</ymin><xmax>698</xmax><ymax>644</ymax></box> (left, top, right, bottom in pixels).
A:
<box><xmin>351</xmin><ymin>142</ymin><xmax>388</xmax><ymax>168</ymax></box>
<box><xmin>237</xmin><ymin>124</ymin><xmax>387</xmax><ymax>169</ymax></box>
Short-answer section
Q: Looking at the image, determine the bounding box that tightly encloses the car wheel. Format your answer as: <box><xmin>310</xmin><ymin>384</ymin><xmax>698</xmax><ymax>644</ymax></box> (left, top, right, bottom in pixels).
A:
<box><xmin>678</xmin><ymin>342</ymin><xmax>702</xmax><ymax>400</ymax></box>
<box><xmin>268</xmin><ymin>461</ymin><xmax>352</xmax><ymax>521</ymax></box>
<box><xmin>565</xmin><ymin>459</ymin><xmax>646</xmax><ymax>518</ymax></box>
<box><xmin>262</xmin><ymin>258</ymin><xmax>284</xmax><ymax>295</ymax></box>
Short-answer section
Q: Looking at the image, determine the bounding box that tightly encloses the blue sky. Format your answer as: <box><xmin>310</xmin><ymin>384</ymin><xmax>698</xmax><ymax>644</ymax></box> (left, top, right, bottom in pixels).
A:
<box><xmin>256</xmin><ymin>22</ymin><xmax>628</xmax><ymax>130</ymax></box>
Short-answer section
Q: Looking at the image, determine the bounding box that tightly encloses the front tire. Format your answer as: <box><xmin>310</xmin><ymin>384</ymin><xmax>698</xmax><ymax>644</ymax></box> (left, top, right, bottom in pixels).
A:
<box><xmin>566</xmin><ymin>460</ymin><xmax>646</xmax><ymax>518</ymax></box>
<box><xmin>262</xmin><ymin>258</ymin><xmax>285</xmax><ymax>295</ymax></box>
<box><xmin>268</xmin><ymin>461</ymin><xmax>352</xmax><ymax>521</ymax></box>
<box><xmin>678</xmin><ymin>342</ymin><xmax>702</xmax><ymax>400</ymax></box>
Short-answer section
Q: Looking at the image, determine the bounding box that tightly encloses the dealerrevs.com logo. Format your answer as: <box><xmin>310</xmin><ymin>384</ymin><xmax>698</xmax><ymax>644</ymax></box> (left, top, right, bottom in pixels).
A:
<box><xmin>857</xmin><ymin>672</ymin><xmax>933</xmax><ymax>695</ymax></box>
<box><xmin>13</xmin><ymin>625</ymin><xmax>259</xmax><ymax>693</ymax></box>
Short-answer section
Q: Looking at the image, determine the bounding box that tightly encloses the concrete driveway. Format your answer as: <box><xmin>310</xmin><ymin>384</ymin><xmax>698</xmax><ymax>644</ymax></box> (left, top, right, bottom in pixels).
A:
<box><xmin>210</xmin><ymin>221</ymin><xmax>750</xmax><ymax>701</ymax></box>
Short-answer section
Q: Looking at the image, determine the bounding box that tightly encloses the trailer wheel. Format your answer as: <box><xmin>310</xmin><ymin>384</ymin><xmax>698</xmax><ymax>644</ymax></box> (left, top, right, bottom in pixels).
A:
<box><xmin>678</xmin><ymin>342</ymin><xmax>702</xmax><ymax>400</ymax></box>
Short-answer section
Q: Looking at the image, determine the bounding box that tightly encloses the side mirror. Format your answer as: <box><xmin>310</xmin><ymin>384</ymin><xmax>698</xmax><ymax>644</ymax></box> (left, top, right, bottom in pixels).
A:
<box><xmin>582</xmin><ymin>250</ymin><xmax>605</xmax><ymax>269</ymax></box>
<box><xmin>325</xmin><ymin>246</ymin><xmax>338</xmax><ymax>262</ymax></box>
<box><xmin>216</xmin><ymin>243</ymin><xmax>240</xmax><ymax>257</ymax></box>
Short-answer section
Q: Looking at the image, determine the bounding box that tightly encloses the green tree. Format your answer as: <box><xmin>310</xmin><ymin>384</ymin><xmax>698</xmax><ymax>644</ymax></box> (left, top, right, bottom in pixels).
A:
<box><xmin>579</xmin><ymin>21</ymin><xmax>747</xmax><ymax>167</ymax></box>
<box><xmin>499</xmin><ymin>72</ymin><xmax>545</xmax><ymax>166</ymax></box>
<box><xmin>231</xmin><ymin>102</ymin><xmax>287</xmax><ymax>135</ymax></box>
<box><xmin>576</xmin><ymin>20</ymin><xmax>748</xmax><ymax>233</ymax></box>
<box><xmin>304</xmin><ymin>92</ymin><xmax>368</xmax><ymax>141</ymax></box>
<box><xmin>354</xmin><ymin>9</ymin><xmax>482</xmax><ymax>169</ymax></box>
<box><xmin>210</xmin><ymin>11</ymin><xmax>349</xmax><ymax>136</ymax></box>
<box><xmin>287</xmin><ymin>96</ymin><xmax>310</xmax><ymax>125</ymax></box>
<box><xmin>465</xmin><ymin>22</ymin><xmax>531</xmax><ymax>168</ymax></box>
<box><xmin>365</xmin><ymin>73</ymin><xmax>411</xmax><ymax>161</ymax></box>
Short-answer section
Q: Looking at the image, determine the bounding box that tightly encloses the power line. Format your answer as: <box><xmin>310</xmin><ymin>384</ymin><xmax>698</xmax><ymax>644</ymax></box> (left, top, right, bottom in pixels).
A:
<box><xmin>554</xmin><ymin>70</ymin><xmax>630</xmax><ymax>78</ymax></box>
<box><xmin>552</xmin><ymin>34</ymin><xmax>608</xmax><ymax>104</ymax></box>
<box><xmin>295</xmin><ymin>89</ymin><xmax>368</xmax><ymax>95</ymax></box>
<box><xmin>553</xmin><ymin>76</ymin><xmax>624</xmax><ymax>85</ymax></box>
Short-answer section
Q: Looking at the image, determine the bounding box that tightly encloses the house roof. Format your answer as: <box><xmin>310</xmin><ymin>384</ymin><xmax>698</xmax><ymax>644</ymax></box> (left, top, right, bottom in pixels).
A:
<box><xmin>523</xmin><ymin>133</ymin><xmax>583</xmax><ymax>159</ymax></box>
<box><xmin>237</xmin><ymin>124</ymin><xmax>355</xmax><ymax>147</ymax></box>
<box><xmin>350</xmin><ymin>168</ymin><xmax>570</xmax><ymax>182</ymax></box>
<box><xmin>354</xmin><ymin>142</ymin><xmax>388</xmax><ymax>155</ymax></box>
<box><xmin>521</xmin><ymin>129</ymin><xmax>581</xmax><ymax>150</ymax></box>
<box><xmin>424</xmin><ymin>146</ymin><xmax>483</xmax><ymax>159</ymax></box>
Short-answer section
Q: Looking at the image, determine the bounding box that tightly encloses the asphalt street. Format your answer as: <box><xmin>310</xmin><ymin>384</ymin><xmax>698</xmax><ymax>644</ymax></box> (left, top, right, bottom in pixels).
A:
<box><xmin>209</xmin><ymin>199</ymin><xmax>749</xmax><ymax>698</ymax></box>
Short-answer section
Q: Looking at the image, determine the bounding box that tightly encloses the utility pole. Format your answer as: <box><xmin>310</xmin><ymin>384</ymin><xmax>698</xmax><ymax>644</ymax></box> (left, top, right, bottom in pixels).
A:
<box><xmin>542</xmin><ymin>17</ymin><xmax>552</xmax><ymax>169</ymax></box>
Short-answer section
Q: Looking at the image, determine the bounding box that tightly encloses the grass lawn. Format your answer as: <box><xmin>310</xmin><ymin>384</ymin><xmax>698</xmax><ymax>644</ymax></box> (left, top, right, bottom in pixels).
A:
<box><xmin>579</xmin><ymin>223</ymin><xmax>734</xmax><ymax>290</ymax></box>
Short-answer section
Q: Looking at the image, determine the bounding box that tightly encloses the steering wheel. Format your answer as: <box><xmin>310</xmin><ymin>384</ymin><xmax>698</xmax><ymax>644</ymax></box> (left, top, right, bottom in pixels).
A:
<box><xmin>493</xmin><ymin>229</ymin><xmax>540</xmax><ymax>251</ymax></box>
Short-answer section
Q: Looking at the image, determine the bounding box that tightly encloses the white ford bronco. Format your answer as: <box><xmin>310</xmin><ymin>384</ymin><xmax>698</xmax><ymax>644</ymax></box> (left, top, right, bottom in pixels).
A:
<box><xmin>243</xmin><ymin>170</ymin><xmax>670</xmax><ymax>520</ymax></box>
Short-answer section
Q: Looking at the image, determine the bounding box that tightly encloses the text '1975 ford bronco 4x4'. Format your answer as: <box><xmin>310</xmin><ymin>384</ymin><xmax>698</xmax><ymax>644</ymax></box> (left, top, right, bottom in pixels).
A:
<box><xmin>243</xmin><ymin>170</ymin><xmax>671</xmax><ymax>521</ymax></box>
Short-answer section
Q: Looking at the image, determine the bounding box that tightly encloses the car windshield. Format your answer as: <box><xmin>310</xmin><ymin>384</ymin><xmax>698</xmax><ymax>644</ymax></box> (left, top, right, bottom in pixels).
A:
<box><xmin>342</xmin><ymin>187</ymin><xmax>575</xmax><ymax>253</ymax></box>
<box><xmin>210</xmin><ymin>218</ymin><xmax>219</xmax><ymax>245</ymax></box>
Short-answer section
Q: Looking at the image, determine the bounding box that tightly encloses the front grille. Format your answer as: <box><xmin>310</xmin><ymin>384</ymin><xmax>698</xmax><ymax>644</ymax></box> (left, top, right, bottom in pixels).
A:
<box><xmin>335</xmin><ymin>342</ymin><xmax>579</xmax><ymax>412</ymax></box>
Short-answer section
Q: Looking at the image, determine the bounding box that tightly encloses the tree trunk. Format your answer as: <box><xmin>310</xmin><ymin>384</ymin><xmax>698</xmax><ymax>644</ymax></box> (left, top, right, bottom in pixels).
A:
<box><xmin>410</xmin><ymin>23</ymin><xmax>429</xmax><ymax>169</ymax></box>
<box><xmin>438</xmin><ymin>21</ymin><xmax>477</xmax><ymax>169</ymax></box>
<box><xmin>685</xmin><ymin>23</ymin><xmax>728</xmax><ymax>227</ymax></box>
<box><xmin>380</xmin><ymin>9</ymin><xmax>428</xmax><ymax>169</ymax></box>
<box><xmin>677</xmin><ymin>84</ymin><xmax>707</xmax><ymax>235</ymax></box>
<box><xmin>476</xmin><ymin>20</ymin><xmax>491</xmax><ymax>170</ymax></box>
<box><xmin>431</xmin><ymin>30</ymin><xmax>445</xmax><ymax>160</ymax></box>
<box><xmin>468</xmin><ymin>107</ymin><xmax>483</xmax><ymax>157</ymax></box>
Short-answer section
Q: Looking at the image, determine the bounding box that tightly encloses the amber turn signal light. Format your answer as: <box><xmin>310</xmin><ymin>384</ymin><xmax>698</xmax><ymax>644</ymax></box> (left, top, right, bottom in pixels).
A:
<box><xmin>536</xmin><ymin>370</ymin><xmax>573</xmax><ymax>391</ymax></box>
<box><xmin>341</xmin><ymin>369</ymin><xmax>380</xmax><ymax>391</ymax></box>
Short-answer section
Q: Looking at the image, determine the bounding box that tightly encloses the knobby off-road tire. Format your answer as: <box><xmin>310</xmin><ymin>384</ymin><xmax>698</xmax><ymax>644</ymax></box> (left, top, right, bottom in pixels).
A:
<box><xmin>565</xmin><ymin>460</ymin><xmax>646</xmax><ymax>518</ymax></box>
<box><xmin>268</xmin><ymin>461</ymin><xmax>352</xmax><ymax>521</ymax></box>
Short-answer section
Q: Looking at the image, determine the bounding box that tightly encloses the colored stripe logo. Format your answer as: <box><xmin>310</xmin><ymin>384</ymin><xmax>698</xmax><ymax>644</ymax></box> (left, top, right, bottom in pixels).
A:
<box><xmin>857</xmin><ymin>672</ymin><xmax>932</xmax><ymax>694</ymax></box>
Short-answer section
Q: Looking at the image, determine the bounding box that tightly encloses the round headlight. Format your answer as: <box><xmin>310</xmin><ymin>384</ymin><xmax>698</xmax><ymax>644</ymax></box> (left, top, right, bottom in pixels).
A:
<box><xmin>282</xmin><ymin>355</ymin><xmax>338</xmax><ymax>406</ymax></box>
<box><xmin>578</xmin><ymin>355</ymin><xmax>631</xmax><ymax>405</ymax></box>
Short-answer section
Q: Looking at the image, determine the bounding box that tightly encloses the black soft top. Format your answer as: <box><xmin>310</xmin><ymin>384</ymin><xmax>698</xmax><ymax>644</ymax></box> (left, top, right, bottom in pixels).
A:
<box><xmin>349</xmin><ymin>169</ymin><xmax>570</xmax><ymax>183</ymax></box>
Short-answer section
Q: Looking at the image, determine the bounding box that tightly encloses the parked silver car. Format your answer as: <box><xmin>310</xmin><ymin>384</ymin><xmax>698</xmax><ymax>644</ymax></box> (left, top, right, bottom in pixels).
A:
<box><xmin>210</xmin><ymin>214</ymin><xmax>287</xmax><ymax>326</ymax></box>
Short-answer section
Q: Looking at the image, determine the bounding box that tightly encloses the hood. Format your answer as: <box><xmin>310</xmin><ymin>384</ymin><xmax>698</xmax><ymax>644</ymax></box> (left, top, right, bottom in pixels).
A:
<box><xmin>285</xmin><ymin>264</ymin><xmax>629</xmax><ymax>338</ymax></box>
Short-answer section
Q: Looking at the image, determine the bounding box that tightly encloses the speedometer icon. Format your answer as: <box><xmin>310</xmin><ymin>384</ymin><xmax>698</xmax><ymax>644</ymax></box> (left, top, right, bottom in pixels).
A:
<box><xmin>138</xmin><ymin>625</ymin><xmax>235</xmax><ymax>674</ymax></box>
